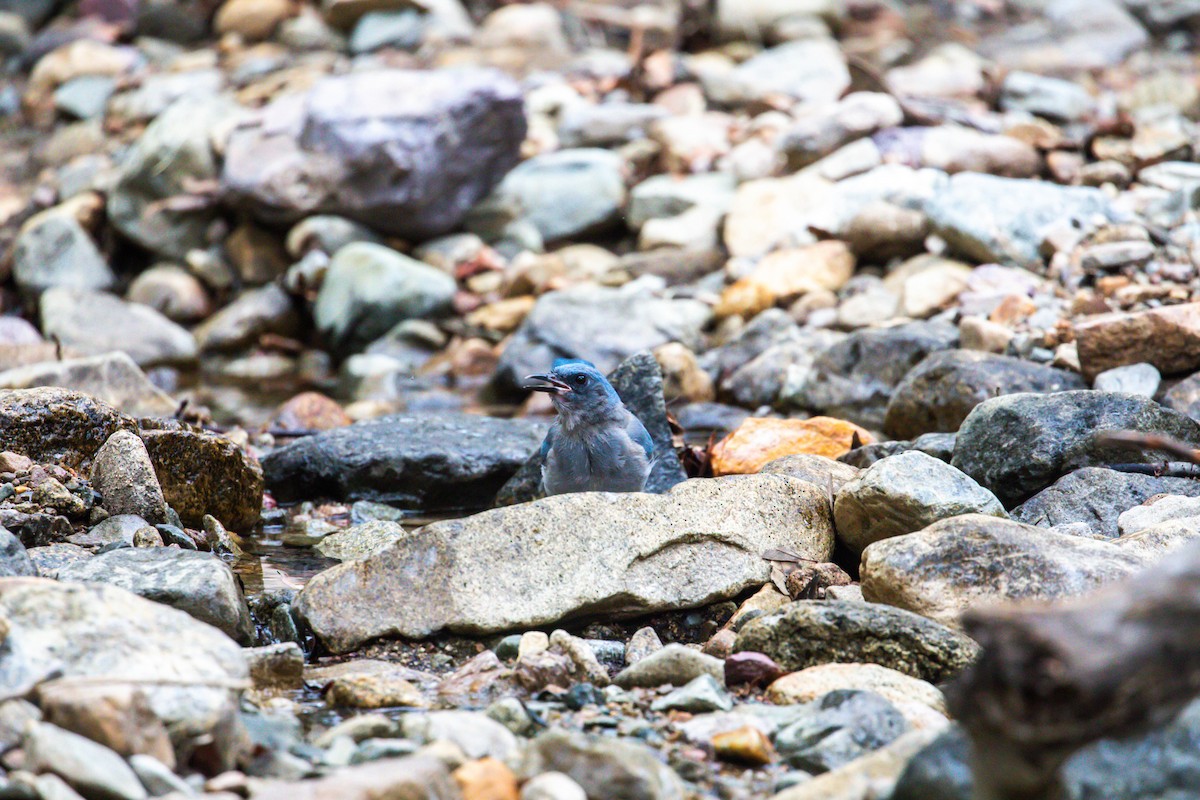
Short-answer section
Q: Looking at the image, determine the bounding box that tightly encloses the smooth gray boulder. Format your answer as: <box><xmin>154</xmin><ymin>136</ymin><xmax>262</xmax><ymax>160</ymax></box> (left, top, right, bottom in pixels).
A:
<box><xmin>297</xmin><ymin>475</ymin><xmax>835</xmax><ymax>651</ymax></box>
<box><xmin>834</xmin><ymin>451</ymin><xmax>1005</xmax><ymax>554</ymax></box>
<box><xmin>90</xmin><ymin>430</ymin><xmax>168</xmax><ymax>524</ymax></box>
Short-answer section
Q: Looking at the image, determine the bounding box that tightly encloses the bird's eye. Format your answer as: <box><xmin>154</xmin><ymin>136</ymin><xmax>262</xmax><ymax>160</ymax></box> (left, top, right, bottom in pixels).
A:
<box><xmin>574</xmin><ymin>375</ymin><xmax>588</xmax><ymax>385</ymax></box>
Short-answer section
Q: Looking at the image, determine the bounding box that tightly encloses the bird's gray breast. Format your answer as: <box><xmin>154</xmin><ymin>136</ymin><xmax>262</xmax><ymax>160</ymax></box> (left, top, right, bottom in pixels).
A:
<box><xmin>542</xmin><ymin>427</ymin><xmax>651</xmax><ymax>495</ymax></box>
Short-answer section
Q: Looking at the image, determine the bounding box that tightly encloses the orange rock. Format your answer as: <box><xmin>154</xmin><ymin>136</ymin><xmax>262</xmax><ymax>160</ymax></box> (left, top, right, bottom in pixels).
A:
<box><xmin>453</xmin><ymin>758</ymin><xmax>519</xmax><ymax>800</ymax></box>
<box><xmin>271</xmin><ymin>392</ymin><xmax>350</xmax><ymax>432</ymax></box>
<box><xmin>710</xmin><ymin>417</ymin><xmax>874</xmax><ymax>475</ymax></box>
<box><xmin>712</xmin><ymin>726</ymin><xmax>775</xmax><ymax>766</ymax></box>
<box><xmin>715</xmin><ymin>241</ymin><xmax>855</xmax><ymax>318</ymax></box>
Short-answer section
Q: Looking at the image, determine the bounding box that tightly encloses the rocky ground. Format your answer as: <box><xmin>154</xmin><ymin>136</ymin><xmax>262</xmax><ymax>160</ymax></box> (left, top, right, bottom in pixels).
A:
<box><xmin>2</xmin><ymin>0</ymin><xmax>1200</xmax><ymax>798</ymax></box>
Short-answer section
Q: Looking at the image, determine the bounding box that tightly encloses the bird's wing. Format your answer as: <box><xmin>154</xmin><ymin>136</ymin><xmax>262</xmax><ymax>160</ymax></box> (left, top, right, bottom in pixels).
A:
<box><xmin>627</xmin><ymin>415</ymin><xmax>654</xmax><ymax>460</ymax></box>
<box><xmin>540</xmin><ymin>424</ymin><xmax>557</xmax><ymax>458</ymax></box>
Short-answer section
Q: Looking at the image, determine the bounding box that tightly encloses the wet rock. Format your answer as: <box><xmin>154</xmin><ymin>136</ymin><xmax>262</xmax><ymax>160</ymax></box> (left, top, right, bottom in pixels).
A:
<box><xmin>735</xmin><ymin>601</ymin><xmax>979</xmax><ymax>684</ymax></box>
<box><xmin>702</xmin><ymin>38</ymin><xmax>849</xmax><ymax>106</ymax></box>
<box><xmin>110</xmin><ymin>95</ymin><xmax>241</xmax><ymax>260</ymax></box>
<box><xmin>297</xmin><ymin>475</ymin><xmax>834</xmax><ymax>651</ymax></box>
<box><xmin>0</xmin><ymin>526</ymin><xmax>34</xmax><ymax>577</ymax></box>
<box><xmin>0</xmin><ymin>388</ymin><xmax>135</xmax><ymax>470</ymax></box>
<box><xmin>314</xmin><ymin>243</ymin><xmax>457</xmax><ymax>355</ymax></box>
<box><xmin>773</xmin><ymin>690</ymin><xmax>909</xmax><ymax>774</ymax></box>
<box><xmin>884</xmin><ymin>350</ymin><xmax>1087</xmax><ymax>440</ymax></box>
<box><xmin>710</xmin><ymin>417</ymin><xmax>873</xmax><ymax>475</ymax></box>
<box><xmin>140</xmin><ymin>425</ymin><xmax>264</xmax><ymax>531</ymax></box>
<box><xmin>13</xmin><ymin>209</ymin><xmax>114</xmax><ymax>295</ymax></box>
<box><xmin>1012</xmin><ymin>468</ymin><xmax>1200</xmax><ymax>538</ymax></box>
<box><xmin>951</xmin><ymin>391</ymin><xmax>1200</xmax><ymax>506</ymax></box>
<box><xmin>497</xmin><ymin>352</ymin><xmax>686</xmax><ymax>505</ymax></box>
<box><xmin>264</xmin><ymin>412</ymin><xmax>545</xmax><ymax>510</ymax></box>
<box><xmin>798</xmin><ymin>320</ymin><xmax>959</xmax><ymax>429</ymax></box>
<box><xmin>249</xmin><ymin>755</ymin><xmax>456</xmax><ymax>800</ymax></box>
<box><xmin>194</xmin><ymin>284</ymin><xmax>299</xmax><ymax>353</ymax></box>
<box><xmin>468</xmin><ymin>148</ymin><xmax>625</xmax><ymax>245</ymax></box>
<box><xmin>25</xmin><ymin>721</ymin><xmax>148</xmax><ymax>800</ymax></box>
<box><xmin>90</xmin><ymin>430</ymin><xmax>168</xmax><ymax>524</ymax></box>
<box><xmin>519</xmin><ymin>731</ymin><xmax>685</xmax><ymax>800</ymax></box>
<box><xmin>41</xmin><ymin>288</ymin><xmax>198</xmax><ymax>367</ymax></box>
<box><xmin>1074</xmin><ymin>302</ymin><xmax>1200</xmax><ymax>380</ymax></box>
<box><xmin>0</xmin><ymin>352</ymin><xmax>178</xmax><ymax>419</ymax></box>
<box><xmin>492</xmin><ymin>285</ymin><xmax>708</xmax><ymax>394</ymax></box>
<box><xmin>315</xmin><ymin>520</ymin><xmax>405</xmax><ymax>561</ymax></box>
<box><xmin>245</xmin><ymin>642</ymin><xmax>304</xmax><ymax>690</ymax></box>
<box><xmin>860</xmin><ymin>514</ymin><xmax>1147</xmax><ymax>627</ymax></box>
<box><xmin>0</xmin><ymin>580</ymin><xmax>247</xmax><ymax>754</ymax></box>
<box><xmin>59</xmin><ymin>547</ymin><xmax>254</xmax><ymax>644</ymax></box>
<box><xmin>925</xmin><ymin>172</ymin><xmax>1115</xmax><ymax>267</ymax></box>
<box><xmin>223</xmin><ymin>68</ymin><xmax>523</xmax><ymax>239</ymax></box>
<box><xmin>834</xmin><ymin>451</ymin><xmax>1005</xmax><ymax>554</ymax></box>
<box><xmin>614</xmin><ymin>644</ymin><xmax>724</xmax><ymax>689</ymax></box>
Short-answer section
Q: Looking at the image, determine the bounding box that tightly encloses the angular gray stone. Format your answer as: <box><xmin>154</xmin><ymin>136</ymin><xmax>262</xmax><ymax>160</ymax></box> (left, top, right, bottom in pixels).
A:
<box><xmin>109</xmin><ymin>95</ymin><xmax>241</xmax><ymax>259</ymax></box>
<box><xmin>496</xmin><ymin>352</ymin><xmax>686</xmax><ymax>505</ymax></box>
<box><xmin>25</xmin><ymin>722</ymin><xmax>147</xmax><ymax>800</ymax></box>
<box><xmin>734</xmin><ymin>600</ymin><xmax>980</xmax><ymax>684</ymax></box>
<box><xmin>774</xmin><ymin>690</ymin><xmax>909</xmax><ymax>775</ymax></box>
<box><xmin>296</xmin><ymin>475</ymin><xmax>835</xmax><ymax>651</ymax></box>
<box><xmin>650</xmin><ymin>674</ymin><xmax>732</xmax><ymax>713</ymax></box>
<box><xmin>13</xmin><ymin>211</ymin><xmax>115</xmax><ymax>295</ymax></box>
<box><xmin>58</xmin><ymin>548</ymin><xmax>254</xmax><ymax>644</ymax></box>
<box><xmin>951</xmin><ymin>391</ymin><xmax>1200</xmax><ymax>506</ymax></box>
<box><xmin>263</xmin><ymin>412</ymin><xmax>546</xmax><ymax>510</ymax></box>
<box><xmin>860</xmin><ymin>514</ymin><xmax>1148</xmax><ymax>627</ymax></box>
<box><xmin>315</xmin><ymin>520</ymin><xmax>406</xmax><ymax>561</ymax></box>
<box><xmin>90</xmin><ymin>430</ymin><xmax>168</xmax><ymax>525</ymax></box>
<box><xmin>1012</xmin><ymin>467</ymin><xmax>1200</xmax><ymax>538</ymax></box>
<box><xmin>0</xmin><ymin>352</ymin><xmax>178</xmax><ymax>418</ymax></box>
<box><xmin>26</xmin><ymin>542</ymin><xmax>88</xmax><ymax>578</ymax></box>
<box><xmin>0</xmin><ymin>580</ymin><xmax>247</xmax><ymax>746</ymax></box>
<box><xmin>925</xmin><ymin>172</ymin><xmax>1115</xmax><ymax>267</ymax></box>
<box><xmin>834</xmin><ymin>451</ymin><xmax>1006</xmax><ymax>554</ymax></box>
<box><xmin>40</xmin><ymin>288</ymin><xmax>198</xmax><ymax>367</ymax></box>
<box><xmin>798</xmin><ymin>321</ymin><xmax>959</xmax><ymax>429</ymax></box>
<box><xmin>0</xmin><ymin>526</ymin><xmax>34</xmax><ymax>577</ymax></box>
<box><xmin>519</xmin><ymin>731</ymin><xmax>685</xmax><ymax>800</ymax></box>
<box><xmin>467</xmin><ymin>148</ymin><xmax>626</xmax><ymax>244</ymax></box>
<box><xmin>313</xmin><ymin>242</ymin><xmax>457</xmax><ymax>354</ymax></box>
<box><xmin>222</xmin><ymin>68</ymin><xmax>525</xmax><ymax>239</ymax></box>
<box><xmin>884</xmin><ymin>350</ymin><xmax>1086</xmax><ymax>440</ymax></box>
<box><xmin>614</xmin><ymin>644</ymin><xmax>724</xmax><ymax>689</ymax></box>
<box><xmin>492</xmin><ymin>285</ymin><xmax>710</xmax><ymax>394</ymax></box>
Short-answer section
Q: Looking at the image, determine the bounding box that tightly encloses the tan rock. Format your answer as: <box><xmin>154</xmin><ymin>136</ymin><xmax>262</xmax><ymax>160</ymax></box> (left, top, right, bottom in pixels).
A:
<box><xmin>37</xmin><ymin>683</ymin><xmax>175</xmax><ymax>769</ymax></box>
<box><xmin>325</xmin><ymin>673</ymin><xmax>427</xmax><ymax>709</ymax></box>
<box><xmin>271</xmin><ymin>392</ymin><xmax>351</xmax><ymax>433</ymax></box>
<box><xmin>723</xmin><ymin>175</ymin><xmax>832</xmax><ymax>259</ymax></box>
<box><xmin>883</xmin><ymin>255</ymin><xmax>973</xmax><ymax>319</ymax></box>
<box><xmin>1074</xmin><ymin>302</ymin><xmax>1200</xmax><ymax>379</ymax></box>
<box><xmin>711</xmin><ymin>417</ymin><xmax>874</xmax><ymax>476</ymax></box>
<box><xmin>759</xmin><ymin>453</ymin><xmax>860</xmax><ymax>494</ymax></box>
<box><xmin>712</xmin><ymin>726</ymin><xmax>774</xmax><ymax>766</ymax></box>
<box><xmin>653</xmin><ymin>342</ymin><xmax>714</xmax><ymax>403</ymax></box>
<box><xmin>958</xmin><ymin>316</ymin><xmax>1013</xmax><ymax>353</ymax></box>
<box><xmin>215</xmin><ymin>0</ymin><xmax>294</xmax><ymax>40</ymax></box>
<box><xmin>249</xmin><ymin>755</ymin><xmax>455</xmax><ymax>800</ymax></box>
<box><xmin>716</xmin><ymin>241</ymin><xmax>855</xmax><ymax>318</ymax></box>
<box><xmin>466</xmin><ymin>296</ymin><xmax>536</xmax><ymax>333</ymax></box>
<box><xmin>766</xmin><ymin>662</ymin><xmax>947</xmax><ymax>716</ymax></box>
<box><xmin>772</xmin><ymin>728</ymin><xmax>942</xmax><ymax>800</ymax></box>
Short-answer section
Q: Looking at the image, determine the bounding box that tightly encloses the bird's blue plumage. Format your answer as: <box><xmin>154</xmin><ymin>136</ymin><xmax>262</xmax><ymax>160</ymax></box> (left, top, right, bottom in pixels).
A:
<box><xmin>524</xmin><ymin>360</ymin><xmax>654</xmax><ymax>496</ymax></box>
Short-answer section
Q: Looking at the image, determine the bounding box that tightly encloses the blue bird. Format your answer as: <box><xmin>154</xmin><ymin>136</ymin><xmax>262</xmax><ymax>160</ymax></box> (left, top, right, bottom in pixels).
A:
<box><xmin>524</xmin><ymin>359</ymin><xmax>655</xmax><ymax>495</ymax></box>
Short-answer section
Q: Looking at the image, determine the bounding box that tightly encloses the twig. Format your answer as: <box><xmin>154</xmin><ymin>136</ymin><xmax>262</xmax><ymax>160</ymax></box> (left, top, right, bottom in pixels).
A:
<box><xmin>1095</xmin><ymin>431</ymin><xmax>1200</xmax><ymax>465</ymax></box>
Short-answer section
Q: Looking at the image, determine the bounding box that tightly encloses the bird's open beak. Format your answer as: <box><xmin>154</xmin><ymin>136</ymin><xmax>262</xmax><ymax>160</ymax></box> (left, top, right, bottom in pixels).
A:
<box><xmin>524</xmin><ymin>374</ymin><xmax>571</xmax><ymax>394</ymax></box>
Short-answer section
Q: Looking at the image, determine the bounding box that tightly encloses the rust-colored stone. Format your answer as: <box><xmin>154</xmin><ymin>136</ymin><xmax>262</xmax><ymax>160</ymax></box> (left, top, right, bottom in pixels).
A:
<box><xmin>1074</xmin><ymin>302</ymin><xmax>1200</xmax><ymax>379</ymax></box>
<box><xmin>710</xmin><ymin>417</ymin><xmax>874</xmax><ymax>475</ymax></box>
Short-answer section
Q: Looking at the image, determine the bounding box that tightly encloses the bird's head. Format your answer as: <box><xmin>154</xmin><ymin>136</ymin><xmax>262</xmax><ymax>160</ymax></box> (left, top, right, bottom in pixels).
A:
<box><xmin>524</xmin><ymin>358</ymin><xmax>621</xmax><ymax>425</ymax></box>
